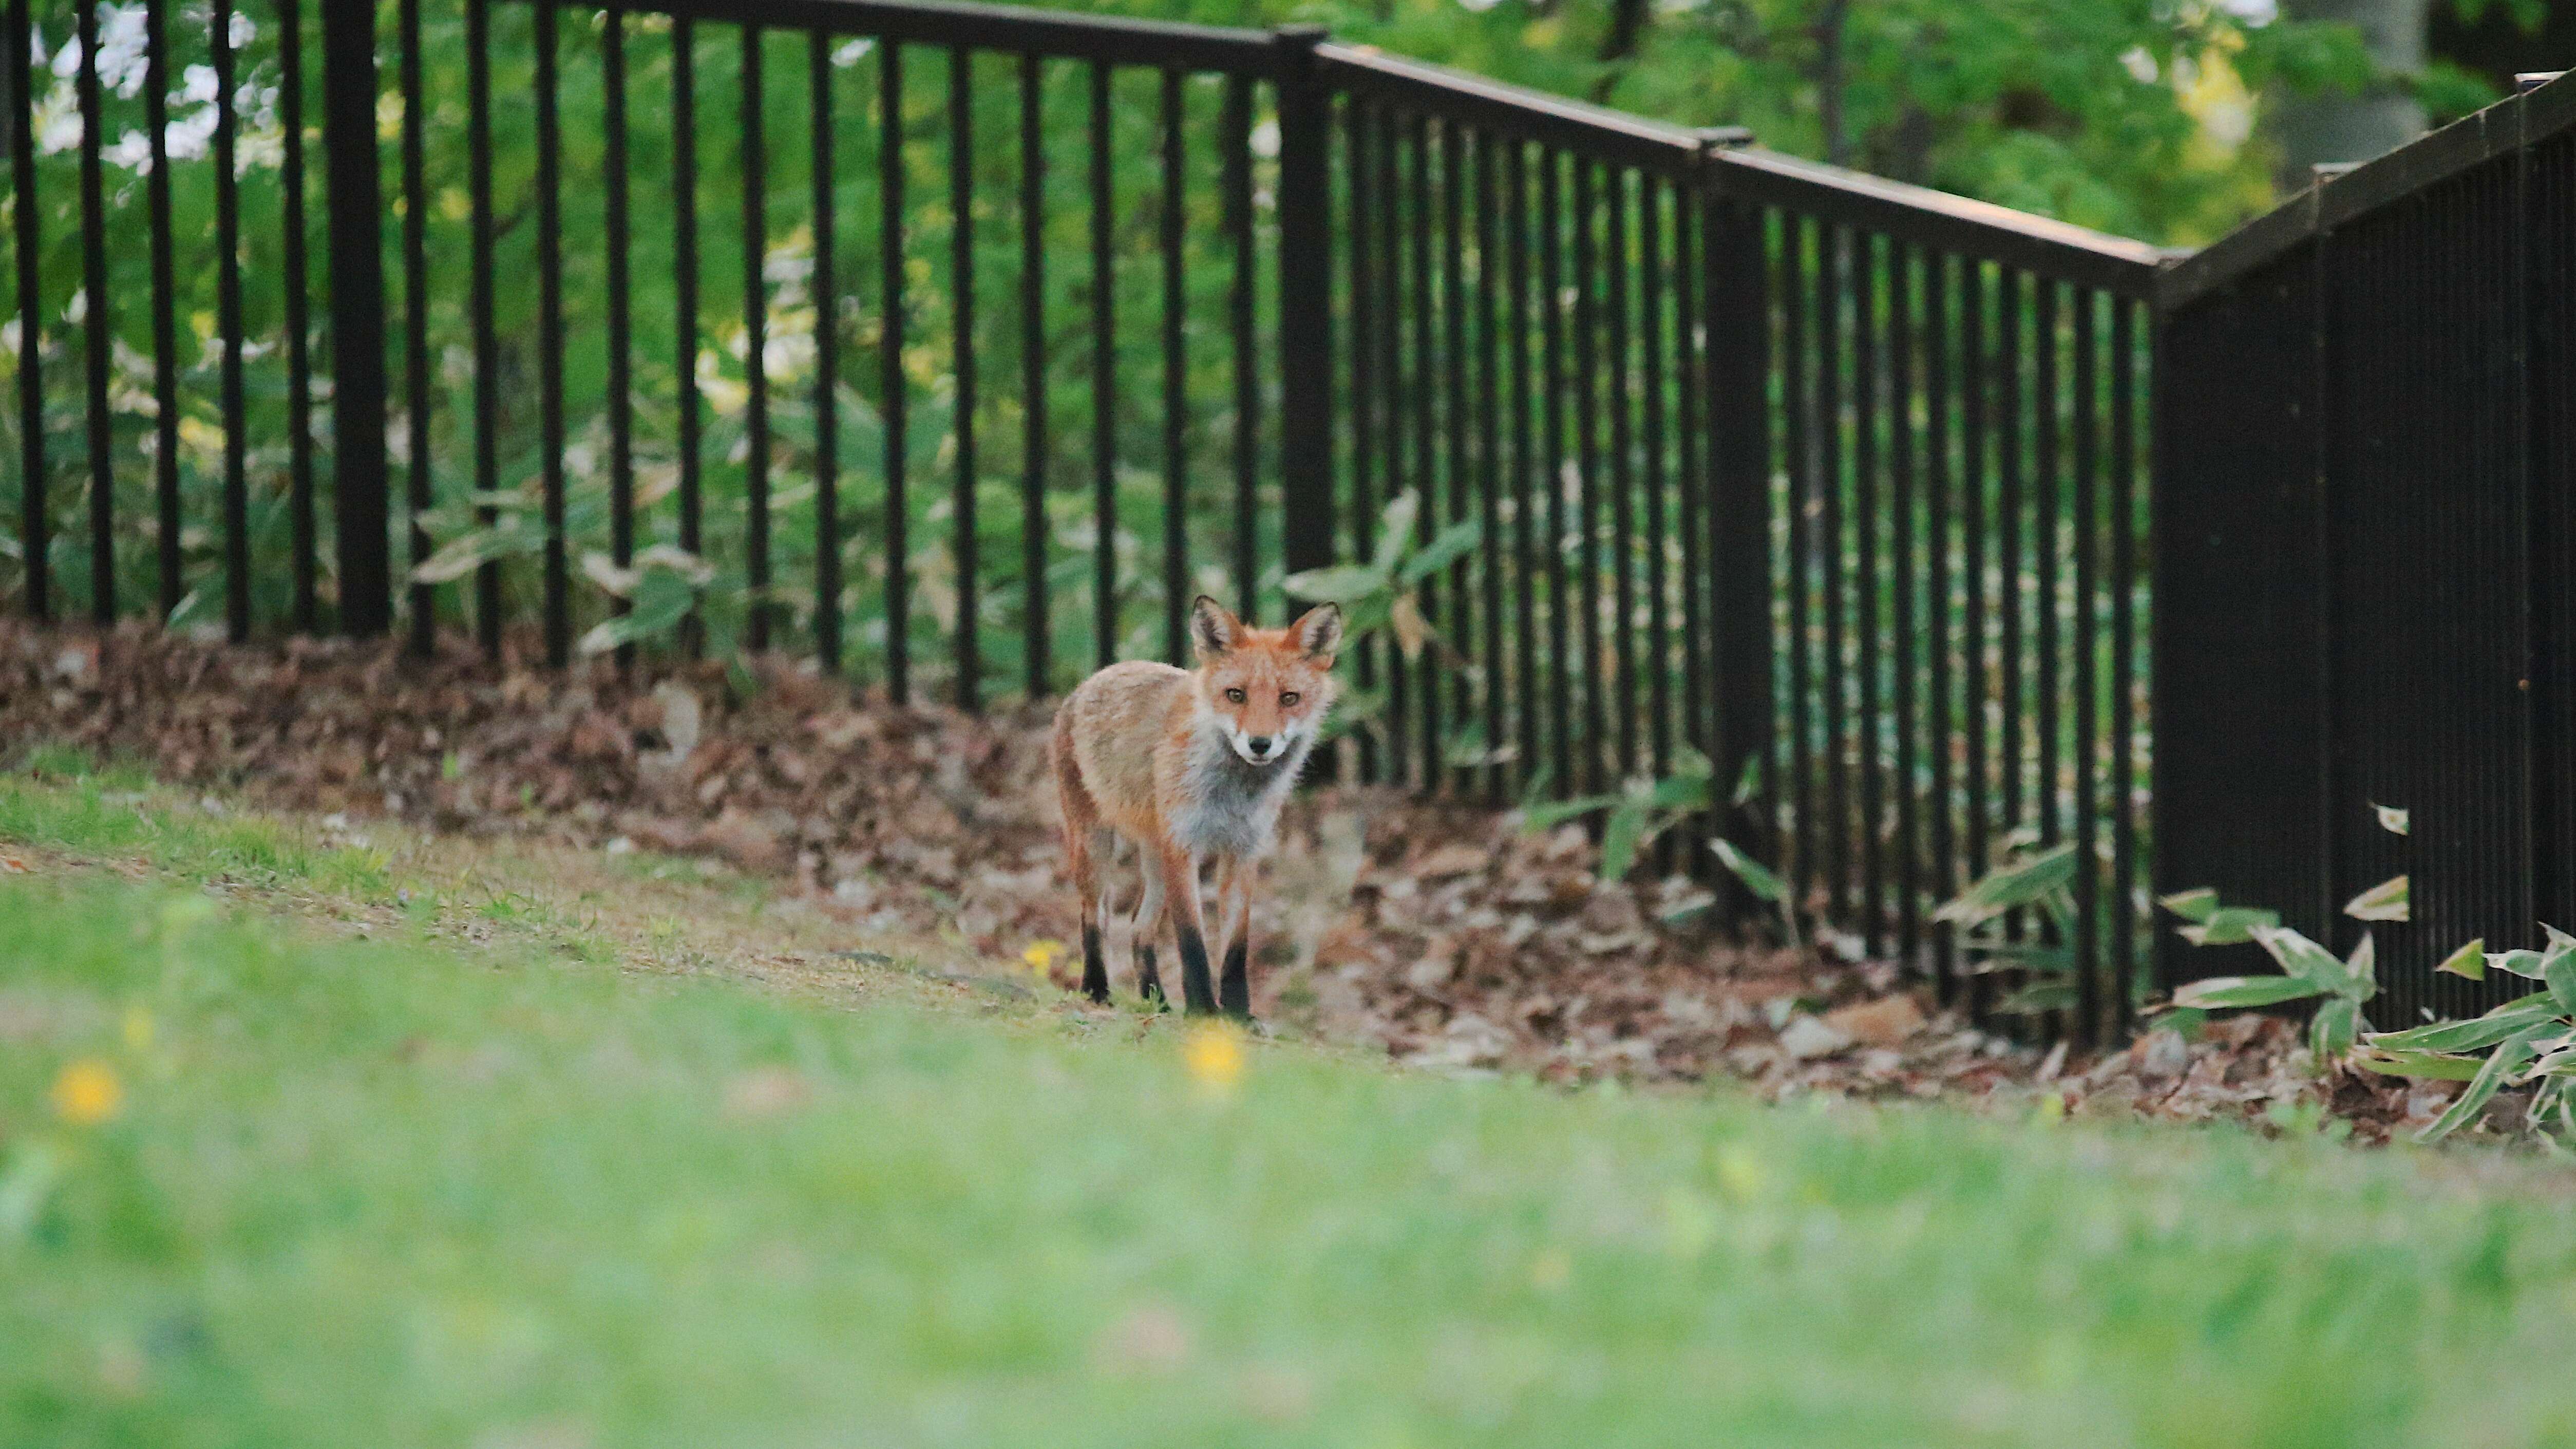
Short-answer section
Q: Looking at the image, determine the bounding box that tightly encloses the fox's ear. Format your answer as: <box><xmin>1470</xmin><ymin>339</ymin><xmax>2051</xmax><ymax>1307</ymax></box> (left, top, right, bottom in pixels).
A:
<box><xmin>1189</xmin><ymin>595</ymin><xmax>1242</xmax><ymax>661</ymax></box>
<box><xmin>1290</xmin><ymin>603</ymin><xmax>1344</xmax><ymax>663</ymax></box>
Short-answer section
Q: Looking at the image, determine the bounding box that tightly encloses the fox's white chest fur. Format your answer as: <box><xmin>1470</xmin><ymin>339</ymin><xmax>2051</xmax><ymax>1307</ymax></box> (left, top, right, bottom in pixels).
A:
<box><xmin>1166</xmin><ymin>714</ymin><xmax>1312</xmax><ymax>860</ymax></box>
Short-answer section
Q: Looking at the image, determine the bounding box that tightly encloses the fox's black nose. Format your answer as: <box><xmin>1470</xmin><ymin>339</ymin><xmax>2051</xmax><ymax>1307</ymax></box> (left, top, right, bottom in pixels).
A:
<box><xmin>1248</xmin><ymin>736</ymin><xmax>1274</xmax><ymax>756</ymax></box>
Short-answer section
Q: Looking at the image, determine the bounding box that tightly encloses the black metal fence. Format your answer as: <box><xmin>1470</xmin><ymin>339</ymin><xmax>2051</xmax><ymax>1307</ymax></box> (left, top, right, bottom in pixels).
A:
<box><xmin>2155</xmin><ymin>72</ymin><xmax>2576</xmax><ymax>1025</ymax></box>
<box><xmin>1</xmin><ymin>0</ymin><xmax>2162</xmax><ymax>1041</ymax></box>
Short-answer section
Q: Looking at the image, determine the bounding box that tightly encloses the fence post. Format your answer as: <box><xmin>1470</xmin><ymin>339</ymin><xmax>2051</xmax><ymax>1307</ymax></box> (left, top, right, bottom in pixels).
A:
<box><xmin>1699</xmin><ymin>133</ymin><xmax>1771</xmax><ymax>922</ymax></box>
<box><xmin>320</xmin><ymin>0</ymin><xmax>391</xmax><ymax>637</ymax></box>
<box><xmin>1272</xmin><ymin>24</ymin><xmax>1334</xmax><ymax>590</ymax></box>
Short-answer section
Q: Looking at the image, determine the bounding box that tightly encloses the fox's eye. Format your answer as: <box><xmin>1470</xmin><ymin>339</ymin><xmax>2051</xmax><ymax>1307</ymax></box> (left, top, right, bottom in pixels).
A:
<box><xmin>1279</xmin><ymin>691</ymin><xmax>1300</xmax><ymax>707</ymax></box>
<box><xmin>1225</xmin><ymin>688</ymin><xmax>1246</xmax><ymax>704</ymax></box>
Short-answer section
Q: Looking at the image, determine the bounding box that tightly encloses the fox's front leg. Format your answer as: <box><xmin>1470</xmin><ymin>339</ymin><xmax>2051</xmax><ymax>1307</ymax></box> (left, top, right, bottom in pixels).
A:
<box><xmin>1130</xmin><ymin>864</ymin><xmax>1168</xmax><ymax>1009</ymax></box>
<box><xmin>1154</xmin><ymin>842</ymin><xmax>1219</xmax><ymax>1015</ymax></box>
<box><xmin>1216</xmin><ymin>856</ymin><xmax>1254</xmax><ymax>1020</ymax></box>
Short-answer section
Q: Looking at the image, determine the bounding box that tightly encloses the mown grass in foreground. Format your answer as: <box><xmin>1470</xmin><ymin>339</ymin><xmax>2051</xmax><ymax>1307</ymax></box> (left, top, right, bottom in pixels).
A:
<box><xmin>7</xmin><ymin>868</ymin><xmax>2576</xmax><ymax>1449</ymax></box>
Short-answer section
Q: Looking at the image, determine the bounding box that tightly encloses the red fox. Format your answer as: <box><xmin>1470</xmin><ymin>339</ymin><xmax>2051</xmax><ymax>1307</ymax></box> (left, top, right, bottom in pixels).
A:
<box><xmin>1051</xmin><ymin>595</ymin><xmax>1344</xmax><ymax>1017</ymax></box>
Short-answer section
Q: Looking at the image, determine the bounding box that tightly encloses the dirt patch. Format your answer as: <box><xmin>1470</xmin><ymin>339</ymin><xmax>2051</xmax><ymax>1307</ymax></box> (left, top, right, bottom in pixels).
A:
<box><xmin>2</xmin><ymin>620</ymin><xmax>2460</xmax><ymax>1140</ymax></box>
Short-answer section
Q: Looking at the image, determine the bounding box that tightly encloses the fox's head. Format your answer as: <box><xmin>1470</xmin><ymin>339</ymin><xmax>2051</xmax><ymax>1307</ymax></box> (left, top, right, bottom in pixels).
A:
<box><xmin>1189</xmin><ymin>595</ymin><xmax>1343</xmax><ymax>767</ymax></box>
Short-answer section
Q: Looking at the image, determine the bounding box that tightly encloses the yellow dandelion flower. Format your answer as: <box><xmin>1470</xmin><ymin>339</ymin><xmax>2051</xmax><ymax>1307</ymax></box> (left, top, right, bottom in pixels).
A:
<box><xmin>1182</xmin><ymin>1022</ymin><xmax>1247</xmax><ymax>1093</ymax></box>
<box><xmin>50</xmin><ymin>1060</ymin><xmax>123</xmax><ymax>1126</ymax></box>
<box><xmin>1022</xmin><ymin>939</ymin><xmax>1066</xmax><ymax>975</ymax></box>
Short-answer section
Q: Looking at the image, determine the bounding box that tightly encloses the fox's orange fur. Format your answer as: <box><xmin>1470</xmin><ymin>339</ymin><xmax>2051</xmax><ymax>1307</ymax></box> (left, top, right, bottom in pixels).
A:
<box><xmin>1052</xmin><ymin>595</ymin><xmax>1343</xmax><ymax>1015</ymax></box>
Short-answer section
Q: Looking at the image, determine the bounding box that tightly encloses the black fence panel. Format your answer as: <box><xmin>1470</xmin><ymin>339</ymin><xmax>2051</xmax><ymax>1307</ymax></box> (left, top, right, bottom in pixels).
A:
<box><xmin>2157</xmin><ymin>72</ymin><xmax>2576</xmax><ymax>1025</ymax></box>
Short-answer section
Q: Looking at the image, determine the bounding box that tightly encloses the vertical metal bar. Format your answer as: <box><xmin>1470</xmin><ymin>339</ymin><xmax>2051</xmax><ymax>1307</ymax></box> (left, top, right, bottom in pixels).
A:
<box><xmin>1782</xmin><ymin>215</ymin><xmax>1813</xmax><ymax>898</ymax></box>
<box><xmin>470</xmin><ymin>0</ymin><xmax>502</xmax><ymax>655</ymax></box>
<box><xmin>1274</xmin><ymin>25</ymin><xmax>1335</xmax><ymax>586</ymax></box>
<box><xmin>1998</xmin><ymin>269</ymin><xmax>2025</xmax><ymax>861</ymax></box>
<box><xmin>1640</xmin><ymin>175</ymin><xmax>1672</xmax><ymax>794</ymax></box>
<box><xmin>1605</xmin><ymin>166</ymin><xmax>1637</xmax><ymax>785</ymax></box>
<box><xmin>6</xmin><ymin>0</ymin><xmax>41</xmax><ymax>623</ymax></box>
<box><xmin>952</xmin><ymin>46</ymin><xmax>980</xmax><ymax>703</ymax></box>
<box><xmin>1674</xmin><ymin>180</ymin><xmax>1708</xmax><ymax>817</ymax></box>
<box><xmin>1571</xmin><ymin>157</ymin><xmax>1604</xmax><ymax>796</ymax></box>
<box><xmin>2072</xmin><ymin>286</ymin><xmax>2101</xmax><ymax>1044</ymax></box>
<box><xmin>883</xmin><ymin>40</ymin><xmax>910</xmax><ymax>696</ymax></box>
<box><xmin>144</xmin><ymin>0</ymin><xmax>178</xmax><ymax>618</ymax></box>
<box><xmin>215</xmin><ymin>0</ymin><xmax>248</xmax><ymax>639</ymax></box>
<box><xmin>1890</xmin><ymin>240</ymin><xmax>1921</xmax><ymax>969</ymax></box>
<box><xmin>737</xmin><ymin>26</ymin><xmax>768</xmax><ymax>657</ymax></box>
<box><xmin>1019</xmin><ymin>51</ymin><xmax>1047</xmax><ymax>694</ymax></box>
<box><xmin>1441</xmin><ymin>118</ymin><xmax>1470</xmax><ymax>789</ymax></box>
<box><xmin>1344</xmin><ymin>100</ymin><xmax>1378</xmax><ymax>780</ymax></box>
<box><xmin>810</xmin><ymin>28</ymin><xmax>839</xmax><ymax>672</ymax></box>
<box><xmin>1539</xmin><ymin>149</ymin><xmax>1570</xmax><ymax>793</ymax></box>
<box><xmin>1855</xmin><ymin>229</ymin><xmax>1883</xmax><ymax>951</ymax></box>
<box><xmin>672</xmin><ymin>18</ymin><xmax>703</xmax><ymax>652</ymax></box>
<box><xmin>1705</xmin><ymin>192</ymin><xmax>1774</xmax><ymax>898</ymax></box>
<box><xmin>320</xmin><ymin>0</ymin><xmax>389</xmax><ymax>636</ymax></box>
<box><xmin>74</xmin><ymin>0</ymin><xmax>110</xmax><ymax>624</ymax></box>
<box><xmin>605</xmin><ymin>9</ymin><xmax>636</xmax><ymax>663</ymax></box>
<box><xmin>1086</xmin><ymin>60</ymin><xmax>1112</xmax><ymax>671</ymax></box>
<box><xmin>1475</xmin><ymin>128</ymin><xmax>1505</xmax><ymax>804</ymax></box>
<box><xmin>2110</xmin><ymin>297</ymin><xmax>2140</xmax><ymax>1030</ymax></box>
<box><xmin>1960</xmin><ymin>257</ymin><xmax>1990</xmax><ymax>1019</ymax></box>
<box><xmin>1506</xmin><ymin>138</ymin><xmax>1536</xmax><ymax>796</ymax></box>
<box><xmin>537</xmin><ymin>0</ymin><xmax>568</xmax><ymax>665</ymax></box>
<box><xmin>1159</xmin><ymin>65</ymin><xmax>1185</xmax><ymax>664</ymax></box>
<box><xmin>1371</xmin><ymin>104</ymin><xmax>1403</xmax><ymax>783</ymax></box>
<box><xmin>1817</xmin><ymin>223</ymin><xmax>1848</xmax><ymax>922</ymax></box>
<box><xmin>2036</xmin><ymin>277</ymin><xmax>2063</xmax><ymax>867</ymax></box>
<box><xmin>1925</xmin><ymin>250</ymin><xmax>1957</xmax><ymax>1001</ymax></box>
<box><xmin>1405</xmin><ymin>112</ymin><xmax>1432</xmax><ymax>784</ymax></box>
<box><xmin>281</xmin><ymin>0</ymin><xmax>315</xmax><ymax>631</ymax></box>
<box><xmin>401</xmin><ymin>0</ymin><xmax>434</xmax><ymax>654</ymax></box>
<box><xmin>1224</xmin><ymin>73</ymin><xmax>1256</xmax><ymax>618</ymax></box>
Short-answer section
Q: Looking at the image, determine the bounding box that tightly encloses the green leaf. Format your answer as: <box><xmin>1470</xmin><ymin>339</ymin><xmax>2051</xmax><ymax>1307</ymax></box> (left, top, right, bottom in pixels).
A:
<box><xmin>2416</xmin><ymin>1031</ymin><xmax>2540</xmax><ymax>1145</ymax></box>
<box><xmin>1598</xmin><ymin>802</ymin><xmax>1650</xmax><ymax>882</ymax></box>
<box><xmin>1393</xmin><ymin>518</ymin><xmax>1484</xmax><ymax>588</ymax></box>
<box><xmin>2369</xmin><ymin>993</ymin><xmax>2562</xmax><ymax>1053</ymax></box>
<box><xmin>2177</xmin><ymin>907</ymin><xmax>2280</xmax><ymax>947</ymax></box>
<box><xmin>1709</xmin><ymin>838</ymin><xmax>1785</xmax><ymax>905</ymax></box>
<box><xmin>1522</xmin><ymin>794</ymin><xmax>1621</xmax><ymax>832</ymax></box>
<box><xmin>2248</xmin><ymin>924</ymin><xmax>2352</xmax><ymax>993</ymax></box>
<box><xmin>1931</xmin><ymin>844</ymin><xmax>2077</xmax><ymax>929</ymax></box>
<box><xmin>2343</xmin><ymin>874</ymin><xmax>2409</xmax><ymax>923</ymax></box>
<box><xmin>1996</xmin><ymin>980</ymin><xmax>2078</xmax><ymax>1015</ymax></box>
<box><xmin>1280</xmin><ymin>564</ymin><xmax>1391</xmax><ymax>605</ymax></box>
<box><xmin>2372</xmin><ymin>802</ymin><xmax>2410</xmax><ymax>835</ymax></box>
<box><xmin>2488</xmin><ymin>949</ymin><xmax>2548</xmax><ymax>980</ymax></box>
<box><xmin>2546</xmin><ymin>948</ymin><xmax>2576</xmax><ymax>1018</ymax></box>
<box><xmin>2435</xmin><ymin>938</ymin><xmax>2486</xmax><ymax>982</ymax></box>
<box><xmin>2344</xmin><ymin>933</ymin><xmax>2377</xmax><ymax>996</ymax></box>
<box><xmin>2352</xmin><ymin>1048</ymin><xmax>2484</xmax><ymax>1081</ymax></box>
<box><xmin>2171</xmin><ymin>975</ymin><xmax>2327</xmax><ymax>1010</ymax></box>
<box><xmin>2310</xmin><ymin>996</ymin><xmax>2359</xmax><ymax>1060</ymax></box>
<box><xmin>1372</xmin><ymin>492</ymin><xmax>1422</xmax><ymax>572</ymax></box>
<box><xmin>2157</xmin><ymin>888</ymin><xmax>2221</xmax><ymax>924</ymax></box>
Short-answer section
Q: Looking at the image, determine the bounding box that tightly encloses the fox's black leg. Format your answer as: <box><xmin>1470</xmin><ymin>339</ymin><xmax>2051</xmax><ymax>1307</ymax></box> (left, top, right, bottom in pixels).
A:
<box><xmin>1080</xmin><ymin>923</ymin><xmax>1109</xmax><ymax>1004</ymax></box>
<box><xmin>1136</xmin><ymin>946</ymin><xmax>1167</xmax><ymax>1009</ymax></box>
<box><xmin>1215</xmin><ymin>856</ymin><xmax>1255</xmax><ymax>1020</ymax></box>
<box><xmin>1218</xmin><ymin>941</ymin><xmax>1250</xmax><ymax>1019</ymax></box>
<box><xmin>1175</xmin><ymin>930</ymin><xmax>1219</xmax><ymax>1015</ymax></box>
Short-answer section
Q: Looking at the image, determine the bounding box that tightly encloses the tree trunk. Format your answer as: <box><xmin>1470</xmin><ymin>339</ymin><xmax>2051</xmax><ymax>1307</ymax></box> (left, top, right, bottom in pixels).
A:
<box><xmin>2272</xmin><ymin>0</ymin><xmax>2432</xmax><ymax>187</ymax></box>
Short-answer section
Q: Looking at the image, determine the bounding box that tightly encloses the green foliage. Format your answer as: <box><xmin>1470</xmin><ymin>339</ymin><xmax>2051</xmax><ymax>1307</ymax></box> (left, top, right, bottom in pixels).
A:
<box><xmin>1519</xmin><ymin>744</ymin><xmax>1712</xmax><ymax>884</ymax></box>
<box><xmin>2357</xmin><ymin>927</ymin><xmax>2576</xmax><ymax>1146</ymax></box>
<box><xmin>2157</xmin><ymin>886</ymin><xmax>2378</xmax><ymax>1063</ymax></box>
<box><xmin>1933</xmin><ymin>836</ymin><xmax>2152</xmax><ymax>1017</ymax></box>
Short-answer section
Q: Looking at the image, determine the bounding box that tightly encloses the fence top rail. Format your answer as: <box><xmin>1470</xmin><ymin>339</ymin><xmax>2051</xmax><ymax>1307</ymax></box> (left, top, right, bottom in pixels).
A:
<box><xmin>2160</xmin><ymin>68</ymin><xmax>2576</xmax><ymax>312</ymax></box>
<box><xmin>1317</xmin><ymin>42</ymin><xmax>2164</xmax><ymax>295</ymax></box>
<box><xmin>1710</xmin><ymin>146</ymin><xmax>2170</xmax><ymax>298</ymax></box>
<box><xmin>536</xmin><ymin>0</ymin><xmax>1286</xmax><ymax>73</ymax></box>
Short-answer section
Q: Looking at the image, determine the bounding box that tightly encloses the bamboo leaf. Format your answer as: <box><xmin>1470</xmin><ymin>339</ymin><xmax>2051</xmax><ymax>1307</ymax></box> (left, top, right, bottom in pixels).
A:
<box><xmin>1709</xmin><ymin>838</ymin><xmax>1785</xmax><ymax>905</ymax></box>
<box><xmin>2171</xmin><ymin>975</ymin><xmax>2327</xmax><ymax>1010</ymax></box>
<box><xmin>2352</xmin><ymin>1048</ymin><xmax>2484</xmax><ymax>1081</ymax></box>
<box><xmin>2248</xmin><ymin>924</ymin><xmax>2352</xmax><ymax>993</ymax></box>
<box><xmin>2369</xmin><ymin>993</ymin><xmax>2561</xmax><ymax>1053</ymax></box>
<box><xmin>2415</xmin><ymin>1032</ymin><xmax>2539</xmax><ymax>1144</ymax></box>
<box><xmin>1280</xmin><ymin>563</ymin><xmax>1389</xmax><ymax>605</ymax></box>
<box><xmin>2177</xmin><ymin>907</ymin><xmax>2280</xmax><ymax>947</ymax></box>
<box><xmin>2372</xmin><ymin>802</ymin><xmax>2410</xmax><ymax>835</ymax></box>
<box><xmin>2343</xmin><ymin>874</ymin><xmax>2409</xmax><ymax>923</ymax></box>
<box><xmin>2157</xmin><ymin>888</ymin><xmax>2221</xmax><ymax>924</ymax></box>
<box><xmin>1931</xmin><ymin>844</ymin><xmax>2077</xmax><ymax>929</ymax></box>
<box><xmin>2310</xmin><ymin>996</ymin><xmax>2359</xmax><ymax>1060</ymax></box>
<box><xmin>2435</xmin><ymin>938</ymin><xmax>2486</xmax><ymax>982</ymax></box>
<box><xmin>1393</xmin><ymin>518</ymin><xmax>1484</xmax><ymax>588</ymax></box>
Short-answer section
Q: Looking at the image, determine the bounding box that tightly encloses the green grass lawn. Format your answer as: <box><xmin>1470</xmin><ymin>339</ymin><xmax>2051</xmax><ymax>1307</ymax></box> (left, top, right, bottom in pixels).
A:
<box><xmin>5</xmin><ymin>769</ymin><xmax>2576</xmax><ymax>1448</ymax></box>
